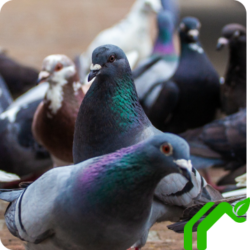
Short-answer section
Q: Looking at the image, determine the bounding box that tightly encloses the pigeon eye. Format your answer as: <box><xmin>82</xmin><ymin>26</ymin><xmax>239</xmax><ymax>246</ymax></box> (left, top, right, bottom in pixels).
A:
<box><xmin>55</xmin><ymin>63</ymin><xmax>63</xmax><ymax>71</ymax></box>
<box><xmin>160</xmin><ymin>143</ymin><xmax>173</xmax><ymax>156</ymax></box>
<box><xmin>108</xmin><ymin>55</ymin><xmax>116</xmax><ymax>63</ymax></box>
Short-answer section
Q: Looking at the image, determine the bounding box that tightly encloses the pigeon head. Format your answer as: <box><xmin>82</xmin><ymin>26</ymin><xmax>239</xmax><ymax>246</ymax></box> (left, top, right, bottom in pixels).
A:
<box><xmin>88</xmin><ymin>45</ymin><xmax>131</xmax><ymax>82</ymax></box>
<box><xmin>37</xmin><ymin>55</ymin><xmax>77</xmax><ymax>86</ymax></box>
<box><xmin>217</xmin><ymin>24</ymin><xmax>246</xmax><ymax>50</ymax></box>
<box><xmin>179</xmin><ymin>17</ymin><xmax>201</xmax><ymax>43</ymax></box>
<box><xmin>143</xmin><ymin>134</ymin><xmax>192</xmax><ymax>181</ymax></box>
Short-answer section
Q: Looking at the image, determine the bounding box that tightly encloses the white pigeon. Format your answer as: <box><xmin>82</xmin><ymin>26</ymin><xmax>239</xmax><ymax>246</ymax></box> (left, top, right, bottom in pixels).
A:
<box><xmin>76</xmin><ymin>0</ymin><xmax>162</xmax><ymax>83</ymax></box>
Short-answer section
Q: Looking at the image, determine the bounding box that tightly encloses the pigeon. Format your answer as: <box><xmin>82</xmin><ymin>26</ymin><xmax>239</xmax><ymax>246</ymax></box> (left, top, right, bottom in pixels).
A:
<box><xmin>1</xmin><ymin>134</ymin><xmax>201</xmax><ymax>250</ymax></box>
<box><xmin>0</xmin><ymin>52</ymin><xmax>39</xmax><ymax>98</ymax></box>
<box><xmin>32</xmin><ymin>55</ymin><xmax>86</xmax><ymax>166</ymax></box>
<box><xmin>161</xmin><ymin>0</ymin><xmax>180</xmax><ymax>27</ymax></box>
<box><xmin>0</xmin><ymin>74</ymin><xmax>13</xmax><ymax>113</ymax></box>
<box><xmin>145</xmin><ymin>17</ymin><xmax>221</xmax><ymax>133</ymax></box>
<box><xmin>75</xmin><ymin>0</ymin><xmax>162</xmax><ymax>83</ymax></box>
<box><xmin>0</xmin><ymin>99</ymin><xmax>52</xmax><ymax>178</ymax></box>
<box><xmin>73</xmin><ymin>44</ymin><xmax>223</xmax><ymax>248</ymax></box>
<box><xmin>217</xmin><ymin>24</ymin><xmax>246</xmax><ymax>115</ymax></box>
<box><xmin>133</xmin><ymin>10</ymin><xmax>178</xmax><ymax>110</ymax></box>
<box><xmin>180</xmin><ymin>108</ymin><xmax>246</xmax><ymax>188</ymax></box>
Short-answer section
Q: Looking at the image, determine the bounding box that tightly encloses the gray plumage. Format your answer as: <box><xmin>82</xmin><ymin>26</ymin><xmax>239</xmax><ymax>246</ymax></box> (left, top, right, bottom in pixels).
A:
<box><xmin>3</xmin><ymin>135</ymin><xmax>197</xmax><ymax>250</ymax></box>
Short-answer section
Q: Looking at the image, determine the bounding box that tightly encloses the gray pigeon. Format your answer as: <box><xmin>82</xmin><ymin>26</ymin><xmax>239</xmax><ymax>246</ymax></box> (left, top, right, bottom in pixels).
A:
<box><xmin>2</xmin><ymin>134</ymin><xmax>195</xmax><ymax>250</ymax></box>
<box><xmin>73</xmin><ymin>45</ymin><xmax>223</xmax><ymax>248</ymax></box>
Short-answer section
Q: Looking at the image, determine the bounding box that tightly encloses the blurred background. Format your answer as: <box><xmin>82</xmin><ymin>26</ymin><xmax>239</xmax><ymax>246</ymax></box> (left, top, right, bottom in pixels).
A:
<box><xmin>0</xmin><ymin>0</ymin><xmax>246</xmax><ymax>75</ymax></box>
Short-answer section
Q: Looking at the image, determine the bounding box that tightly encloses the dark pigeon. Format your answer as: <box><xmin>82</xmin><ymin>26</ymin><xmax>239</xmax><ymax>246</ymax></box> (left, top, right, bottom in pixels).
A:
<box><xmin>217</xmin><ymin>24</ymin><xmax>246</xmax><ymax>115</ymax></box>
<box><xmin>0</xmin><ymin>53</ymin><xmax>39</xmax><ymax>98</ymax></box>
<box><xmin>145</xmin><ymin>17</ymin><xmax>221</xmax><ymax>134</ymax></box>
<box><xmin>73</xmin><ymin>44</ymin><xmax>223</xmax><ymax>248</ymax></box>
<box><xmin>133</xmin><ymin>10</ymin><xmax>179</xmax><ymax>111</ymax></box>
<box><xmin>180</xmin><ymin>108</ymin><xmax>246</xmax><ymax>187</ymax></box>
<box><xmin>1</xmin><ymin>134</ymin><xmax>201</xmax><ymax>250</ymax></box>
<box><xmin>0</xmin><ymin>74</ymin><xmax>12</xmax><ymax>113</ymax></box>
<box><xmin>0</xmin><ymin>99</ymin><xmax>52</xmax><ymax>177</ymax></box>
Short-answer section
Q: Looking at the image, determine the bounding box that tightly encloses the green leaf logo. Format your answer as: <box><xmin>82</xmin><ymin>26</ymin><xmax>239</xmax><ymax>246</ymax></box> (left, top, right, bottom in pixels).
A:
<box><xmin>234</xmin><ymin>198</ymin><xmax>250</xmax><ymax>216</ymax></box>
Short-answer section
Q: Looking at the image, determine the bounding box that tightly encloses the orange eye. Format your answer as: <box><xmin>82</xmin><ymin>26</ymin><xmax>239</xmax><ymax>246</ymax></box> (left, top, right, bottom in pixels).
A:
<box><xmin>108</xmin><ymin>55</ymin><xmax>115</xmax><ymax>63</ymax></box>
<box><xmin>55</xmin><ymin>63</ymin><xmax>63</xmax><ymax>71</ymax></box>
<box><xmin>161</xmin><ymin>143</ymin><xmax>173</xmax><ymax>156</ymax></box>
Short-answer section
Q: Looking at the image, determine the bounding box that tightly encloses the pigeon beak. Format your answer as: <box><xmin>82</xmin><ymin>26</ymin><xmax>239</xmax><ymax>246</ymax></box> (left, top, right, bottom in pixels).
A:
<box><xmin>188</xmin><ymin>29</ymin><xmax>199</xmax><ymax>42</ymax></box>
<box><xmin>174</xmin><ymin>159</ymin><xmax>192</xmax><ymax>182</ymax></box>
<box><xmin>216</xmin><ymin>37</ymin><xmax>229</xmax><ymax>50</ymax></box>
<box><xmin>37</xmin><ymin>71</ymin><xmax>50</xmax><ymax>85</ymax></box>
<box><xmin>88</xmin><ymin>64</ymin><xmax>102</xmax><ymax>82</ymax></box>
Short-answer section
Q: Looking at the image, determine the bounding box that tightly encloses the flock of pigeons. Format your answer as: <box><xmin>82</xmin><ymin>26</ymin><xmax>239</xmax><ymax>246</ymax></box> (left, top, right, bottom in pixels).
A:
<box><xmin>0</xmin><ymin>0</ymin><xmax>246</xmax><ymax>249</ymax></box>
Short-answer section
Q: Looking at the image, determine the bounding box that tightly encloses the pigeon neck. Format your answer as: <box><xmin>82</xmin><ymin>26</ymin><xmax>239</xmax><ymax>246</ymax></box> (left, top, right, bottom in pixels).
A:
<box><xmin>153</xmin><ymin>32</ymin><xmax>176</xmax><ymax>57</ymax></box>
<box><xmin>86</xmin><ymin>72</ymin><xmax>150</xmax><ymax>129</ymax></box>
<box><xmin>79</xmin><ymin>146</ymin><xmax>164</xmax><ymax>215</ymax></box>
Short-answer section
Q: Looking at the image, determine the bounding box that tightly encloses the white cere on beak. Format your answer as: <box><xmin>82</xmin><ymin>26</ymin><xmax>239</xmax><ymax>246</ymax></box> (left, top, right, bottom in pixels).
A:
<box><xmin>218</xmin><ymin>37</ymin><xmax>229</xmax><ymax>46</ymax></box>
<box><xmin>188</xmin><ymin>29</ymin><xmax>199</xmax><ymax>38</ymax></box>
<box><xmin>174</xmin><ymin>159</ymin><xmax>192</xmax><ymax>172</ymax></box>
<box><xmin>38</xmin><ymin>71</ymin><xmax>50</xmax><ymax>81</ymax></box>
<box><xmin>90</xmin><ymin>64</ymin><xmax>102</xmax><ymax>71</ymax></box>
